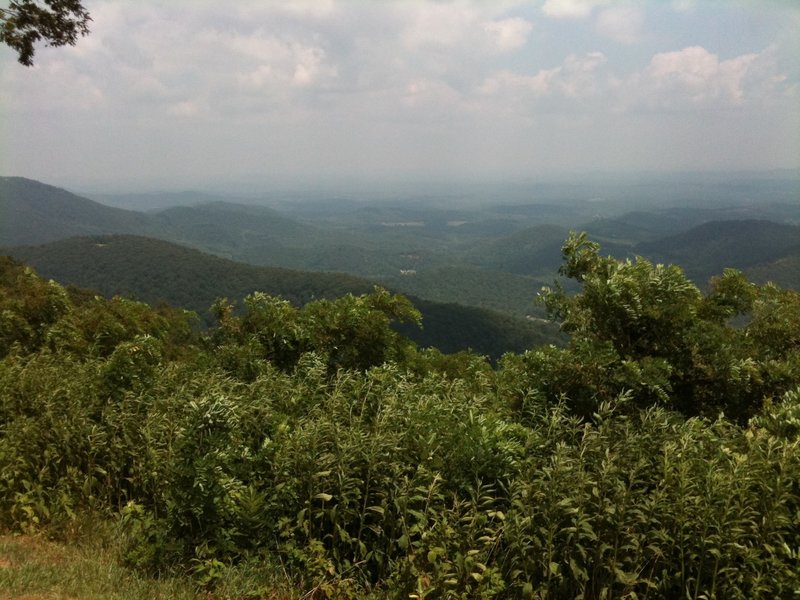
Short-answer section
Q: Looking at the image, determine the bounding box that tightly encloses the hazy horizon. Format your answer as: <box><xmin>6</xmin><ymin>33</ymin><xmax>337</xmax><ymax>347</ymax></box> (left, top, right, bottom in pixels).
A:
<box><xmin>4</xmin><ymin>167</ymin><xmax>800</xmax><ymax>202</ymax></box>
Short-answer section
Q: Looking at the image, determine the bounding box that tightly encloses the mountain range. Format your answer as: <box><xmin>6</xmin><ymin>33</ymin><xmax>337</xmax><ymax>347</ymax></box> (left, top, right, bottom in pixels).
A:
<box><xmin>2</xmin><ymin>174</ymin><xmax>799</xmax><ymax>356</ymax></box>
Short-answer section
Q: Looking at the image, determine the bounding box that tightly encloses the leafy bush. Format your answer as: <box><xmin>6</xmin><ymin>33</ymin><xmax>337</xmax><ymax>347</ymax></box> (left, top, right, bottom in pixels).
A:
<box><xmin>0</xmin><ymin>252</ymin><xmax>798</xmax><ymax>597</ymax></box>
<box><xmin>532</xmin><ymin>232</ymin><xmax>800</xmax><ymax>422</ymax></box>
<box><xmin>210</xmin><ymin>287</ymin><xmax>420</xmax><ymax>379</ymax></box>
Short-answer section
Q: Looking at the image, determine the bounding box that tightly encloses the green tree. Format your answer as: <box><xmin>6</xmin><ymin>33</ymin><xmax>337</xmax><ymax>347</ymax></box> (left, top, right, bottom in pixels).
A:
<box><xmin>0</xmin><ymin>256</ymin><xmax>71</xmax><ymax>355</ymax></box>
<box><xmin>510</xmin><ymin>232</ymin><xmax>800</xmax><ymax>422</ymax></box>
<box><xmin>0</xmin><ymin>0</ymin><xmax>90</xmax><ymax>66</ymax></box>
<box><xmin>210</xmin><ymin>287</ymin><xmax>422</xmax><ymax>378</ymax></box>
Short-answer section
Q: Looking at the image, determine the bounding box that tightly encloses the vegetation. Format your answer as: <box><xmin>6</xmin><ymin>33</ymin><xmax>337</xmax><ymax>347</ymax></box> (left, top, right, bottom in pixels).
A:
<box><xmin>0</xmin><ymin>0</ymin><xmax>91</xmax><ymax>66</ymax></box>
<box><xmin>505</xmin><ymin>233</ymin><xmax>800</xmax><ymax>422</ymax></box>
<box><xmin>0</xmin><ymin>530</ymin><xmax>198</xmax><ymax>599</ymax></box>
<box><xmin>0</xmin><ymin>177</ymin><xmax>158</xmax><ymax>246</ymax></box>
<box><xmin>379</xmin><ymin>265</ymin><xmax>549</xmax><ymax>319</ymax></box>
<box><xmin>1</xmin><ymin>231</ymin><xmax>798</xmax><ymax>598</ymax></box>
<box><xmin>636</xmin><ymin>220</ymin><xmax>800</xmax><ymax>285</ymax></box>
<box><xmin>748</xmin><ymin>255</ymin><xmax>800</xmax><ymax>291</ymax></box>
<box><xmin>4</xmin><ymin>177</ymin><xmax>799</xmax><ymax>323</ymax></box>
<box><xmin>8</xmin><ymin>234</ymin><xmax>562</xmax><ymax>358</ymax></box>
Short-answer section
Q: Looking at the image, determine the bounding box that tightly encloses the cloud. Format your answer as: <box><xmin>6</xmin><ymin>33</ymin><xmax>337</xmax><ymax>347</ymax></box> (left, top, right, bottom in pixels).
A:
<box><xmin>402</xmin><ymin>78</ymin><xmax>464</xmax><ymax>115</ymax></box>
<box><xmin>627</xmin><ymin>45</ymin><xmax>789</xmax><ymax>111</ymax></box>
<box><xmin>670</xmin><ymin>0</ymin><xmax>696</xmax><ymax>13</ymax></box>
<box><xmin>482</xmin><ymin>17</ymin><xmax>534</xmax><ymax>54</ymax></box>
<box><xmin>595</xmin><ymin>6</ymin><xmax>643</xmax><ymax>44</ymax></box>
<box><xmin>541</xmin><ymin>0</ymin><xmax>606</xmax><ymax>19</ymax></box>
<box><xmin>258</xmin><ymin>0</ymin><xmax>336</xmax><ymax>19</ymax></box>
<box><xmin>479</xmin><ymin>51</ymin><xmax>609</xmax><ymax>111</ymax></box>
<box><xmin>6</xmin><ymin>3</ymin><xmax>792</xmax><ymax>122</ymax></box>
<box><xmin>398</xmin><ymin>4</ymin><xmax>532</xmax><ymax>58</ymax></box>
<box><xmin>168</xmin><ymin>100</ymin><xmax>204</xmax><ymax>118</ymax></box>
<box><xmin>23</xmin><ymin>3</ymin><xmax>345</xmax><ymax>118</ymax></box>
<box><xmin>1</xmin><ymin>0</ymin><xmax>797</xmax><ymax>185</ymax></box>
<box><xmin>477</xmin><ymin>42</ymin><xmax>794</xmax><ymax>121</ymax></box>
<box><xmin>292</xmin><ymin>46</ymin><xmax>338</xmax><ymax>86</ymax></box>
<box><xmin>2</xmin><ymin>58</ymin><xmax>106</xmax><ymax>113</ymax></box>
<box><xmin>400</xmin><ymin>3</ymin><xmax>482</xmax><ymax>50</ymax></box>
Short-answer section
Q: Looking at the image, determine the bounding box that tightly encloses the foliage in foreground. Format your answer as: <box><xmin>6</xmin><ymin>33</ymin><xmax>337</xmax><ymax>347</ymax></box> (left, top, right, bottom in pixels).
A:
<box><xmin>0</xmin><ymin>529</ymin><xmax>199</xmax><ymax>600</ymax></box>
<box><xmin>0</xmin><ymin>240</ymin><xmax>799</xmax><ymax>598</ymax></box>
<box><xmin>506</xmin><ymin>232</ymin><xmax>800</xmax><ymax>422</ymax></box>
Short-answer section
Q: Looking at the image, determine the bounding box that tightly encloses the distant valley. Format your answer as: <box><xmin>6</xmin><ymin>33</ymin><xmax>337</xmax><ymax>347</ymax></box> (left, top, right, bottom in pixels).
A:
<box><xmin>2</xmin><ymin>174</ymin><xmax>799</xmax><ymax>357</ymax></box>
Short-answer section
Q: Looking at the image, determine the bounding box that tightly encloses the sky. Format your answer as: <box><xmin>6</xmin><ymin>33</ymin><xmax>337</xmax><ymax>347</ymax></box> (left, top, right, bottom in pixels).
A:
<box><xmin>1</xmin><ymin>0</ymin><xmax>799</xmax><ymax>192</ymax></box>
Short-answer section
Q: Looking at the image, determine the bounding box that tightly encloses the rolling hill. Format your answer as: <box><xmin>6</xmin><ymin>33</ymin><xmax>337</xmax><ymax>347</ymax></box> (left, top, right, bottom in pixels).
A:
<box><xmin>0</xmin><ymin>176</ymin><xmax>161</xmax><ymax>246</ymax></box>
<box><xmin>152</xmin><ymin>201</ymin><xmax>323</xmax><ymax>258</ymax></box>
<box><xmin>380</xmin><ymin>265</ymin><xmax>548</xmax><ymax>318</ymax></box>
<box><xmin>458</xmin><ymin>224</ymin><xmax>570</xmax><ymax>276</ymax></box>
<box><xmin>6</xmin><ymin>235</ymin><xmax>562</xmax><ymax>358</ymax></box>
<box><xmin>581</xmin><ymin>204</ymin><xmax>800</xmax><ymax>246</ymax></box>
<box><xmin>5</xmin><ymin>175</ymin><xmax>798</xmax><ymax>321</ymax></box>
<box><xmin>745</xmin><ymin>254</ymin><xmax>800</xmax><ymax>290</ymax></box>
<box><xmin>635</xmin><ymin>220</ymin><xmax>800</xmax><ymax>285</ymax></box>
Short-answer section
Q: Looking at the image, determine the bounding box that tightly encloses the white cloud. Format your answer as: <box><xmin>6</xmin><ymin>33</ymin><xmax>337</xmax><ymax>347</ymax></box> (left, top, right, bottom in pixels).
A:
<box><xmin>44</xmin><ymin>4</ymin><xmax>344</xmax><ymax>117</ymax></box>
<box><xmin>627</xmin><ymin>45</ymin><xmax>789</xmax><ymax>111</ymax></box>
<box><xmin>168</xmin><ymin>100</ymin><xmax>204</xmax><ymax>118</ymax></box>
<box><xmin>670</xmin><ymin>0</ymin><xmax>696</xmax><ymax>13</ymax></box>
<box><xmin>1</xmin><ymin>0</ymin><xmax>797</xmax><ymax>185</ymax></box>
<box><xmin>238</xmin><ymin>65</ymin><xmax>275</xmax><ymax>90</ymax></box>
<box><xmin>541</xmin><ymin>0</ymin><xmax>606</xmax><ymax>19</ymax></box>
<box><xmin>595</xmin><ymin>6</ymin><xmax>643</xmax><ymax>44</ymax></box>
<box><xmin>477</xmin><ymin>43</ymin><xmax>794</xmax><ymax>120</ymax></box>
<box><xmin>292</xmin><ymin>46</ymin><xmax>338</xmax><ymax>86</ymax></box>
<box><xmin>479</xmin><ymin>51</ymin><xmax>609</xmax><ymax>109</ymax></box>
<box><xmin>402</xmin><ymin>78</ymin><xmax>464</xmax><ymax>113</ymax></box>
<box><xmin>400</xmin><ymin>4</ymin><xmax>481</xmax><ymax>50</ymax></box>
<box><xmin>482</xmin><ymin>17</ymin><xmax>534</xmax><ymax>54</ymax></box>
<box><xmin>2</xmin><ymin>58</ymin><xmax>106</xmax><ymax>113</ymax></box>
<box><xmin>398</xmin><ymin>4</ymin><xmax>533</xmax><ymax>59</ymax></box>
<box><xmin>258</xmin><ymin>0</ymin><xmax>336</xmax><ymax>20</ymax></box>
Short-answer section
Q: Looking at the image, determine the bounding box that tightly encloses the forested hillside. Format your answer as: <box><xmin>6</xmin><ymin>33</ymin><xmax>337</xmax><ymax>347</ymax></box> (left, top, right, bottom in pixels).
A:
<box><xmin>6</xmin><ymin>235</ymin><xmax>562</xmax><ymax>357</ymax></box>
<box><xmin>583</xmin><ymin>203</ymin><xmax>800</xmax><ymax>244</ymax></box>
<box><xmin>0</xmin><ymin>176</ymin><xmax>161</xmax><ymax>245</ymax></box>
<box><xmin>636</xmin><ymin>220</ymin><xmax>800</xmax><ymax>284</ymax></box>
<box><xmin>1</xmin><ymin>233</ymin><xmax>798</xmax><ymax>598</ymax></box>
<box><xmin>747</xmin><ymin>255</ymin><xmax>800</xmax><ymax>290</ymax></box>
<box><xmin>5</xmin><ymin>177</ymin><xmax>799</xmax><ymax>318</ymax></box>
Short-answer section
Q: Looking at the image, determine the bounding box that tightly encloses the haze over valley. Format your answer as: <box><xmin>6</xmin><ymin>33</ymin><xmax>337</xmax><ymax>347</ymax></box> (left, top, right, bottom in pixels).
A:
<box><xmin>2</xmin><ymin>172</ymin><xmax>799</xmax><ymax>358</ymax></box>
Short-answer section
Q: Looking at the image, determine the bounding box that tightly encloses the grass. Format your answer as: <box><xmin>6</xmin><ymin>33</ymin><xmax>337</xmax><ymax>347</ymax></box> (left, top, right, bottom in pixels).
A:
<box><xmin>0</xmin><ymin>531</ymin><xmax>198</xmax><ymax>600</ymax></box>
<box><xmin>0</xmin><ymin>524</ymin><xmax>329</xmax><ymax>600</ymax></box>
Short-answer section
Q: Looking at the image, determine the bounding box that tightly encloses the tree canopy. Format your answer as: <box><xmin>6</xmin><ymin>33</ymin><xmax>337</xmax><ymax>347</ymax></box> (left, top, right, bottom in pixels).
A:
<box><xmin>0</xmin><ymin>0</ymin><xmax>90</xmax><ymax>66</ymax></box>
<box><xmin>505</xmin><ymin>232</ymin><xmax>800</xmax><ymax>422</ymax></box>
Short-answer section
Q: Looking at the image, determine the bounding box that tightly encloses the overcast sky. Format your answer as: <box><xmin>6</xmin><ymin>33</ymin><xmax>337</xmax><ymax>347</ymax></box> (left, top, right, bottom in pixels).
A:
<box><xmin>1</xmin><ymin>0</ymin><xmax>799</xmax><ymax>192</ymax></box>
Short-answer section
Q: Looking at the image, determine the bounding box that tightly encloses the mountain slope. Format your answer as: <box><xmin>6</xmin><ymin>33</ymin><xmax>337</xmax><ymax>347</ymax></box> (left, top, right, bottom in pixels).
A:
<box><xmin>745</xmin><ymin>253</ymin><xmax>800</xmax><ymax>290</ymax></box>
<box><xmin>459</xmin><ymin>224</ymin><xmax>570</xmax><ymax>276</ymax></box>
<box><xmin>0</xmin><ymin>176</ymin><xmax>160</xmax><ymax>246</ymax></box>
<box><xmin>380</xmin><ymin>265</ymin><xmax>547</xmax><ymax>318</ymax></box>
<box><xmin>582</xmin><ymin>204</ymin><xmax>800</xmax><ymax>246</ymax></box>
<box><xmin>457</xmin><ymin>224</ymin><xmax>631</xmax><ymax>277</ymax></box>
<box><xmin>636</xmin><ymin>220</ymin><xmax>800</xmax><ymax>284</ymax></box>
<box><xmin>0</xmin><ymin>177</ymin><xmax>450</xmax><ymax>281</ymax></box>
<box><xmin>6</xmin><ymin>235</ymin><xmax>561</xmax><ymax>357</ymax></box>
<box><xmin>6</xmin><ymin>235</ymin><xmax>374</xmax><ymax>314</ymax></box>
<box><xmin>87</xmin><ymin>190</ymin><xmax>247</xmax><ymax>211</ymax></box>
<box><xmin>152</xmin><ymin>202</ymin><xmax>322</xmax><ymax>257</ymax></box>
